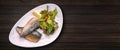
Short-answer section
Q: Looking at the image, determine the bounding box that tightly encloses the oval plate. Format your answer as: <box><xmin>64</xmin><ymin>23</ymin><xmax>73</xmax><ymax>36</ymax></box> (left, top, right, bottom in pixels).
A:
<box><xmin>9</xmin><ymin>3</ymin><xmax>63</xmax><ymax>48</ymax></box>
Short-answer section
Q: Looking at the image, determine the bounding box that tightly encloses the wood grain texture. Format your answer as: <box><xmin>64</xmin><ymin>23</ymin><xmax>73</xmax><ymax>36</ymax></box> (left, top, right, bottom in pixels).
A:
<box><xmin>1</xmin><ymin>0</ymin><xmax>120</xmax><ymax>50</ymax></box>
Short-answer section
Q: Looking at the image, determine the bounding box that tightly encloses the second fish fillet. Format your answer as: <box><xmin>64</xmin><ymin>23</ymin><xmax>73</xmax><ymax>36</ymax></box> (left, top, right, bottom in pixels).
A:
<box><xmin>16</xmin><ymin>26</ymin><xmax>41</xmax><ymax>42</ymax></box>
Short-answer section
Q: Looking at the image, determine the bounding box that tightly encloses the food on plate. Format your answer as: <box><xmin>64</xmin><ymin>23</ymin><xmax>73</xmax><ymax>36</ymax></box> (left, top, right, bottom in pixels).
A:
<box><xmin>16</xmin><ymin>6</ymin><xmax>58</xmax><ymax>43</ymax></box>
<box><xmin>25</xmin><ymin>31</ymin><xmax>41</xmax><ymax>43</ymax></box>
<box><xmin>16</xmin><ymin>26</ymin><xmax>41</xmax><ymax>42</ymax></box>
<box><xmin>33</xmin><ymin>11</ymin><xmax>41</xmax><ymax>19</ymax></box>
<box><xmin>16</xmin><ymin>17</ymin><xmax>39</xmax><ymax>37</ymax></box>
<box><xmin>33</xmin><ymin>6</ymin><xmax>58</xmax><ymax>35</ymax></box>
<box><xmin>16</xmin><ymin>17</ymin><xmax>41</xmax><ymax>43</ymax></box>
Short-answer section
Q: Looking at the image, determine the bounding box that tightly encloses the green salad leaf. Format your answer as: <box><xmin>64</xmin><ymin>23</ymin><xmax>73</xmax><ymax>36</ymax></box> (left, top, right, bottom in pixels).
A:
<box><xmin>39</xmin><ymin>6</ymin><xmax>58</xmax><ymax>35</ymax></box>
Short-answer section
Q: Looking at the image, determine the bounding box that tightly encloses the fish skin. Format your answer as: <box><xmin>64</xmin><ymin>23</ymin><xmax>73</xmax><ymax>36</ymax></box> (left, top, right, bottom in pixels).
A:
<box><xmin>21</xmin><ymin>17</ymin><xmax>39</xmax><ymax>37</ymax></box>
<box><xmin>16</xmin><ymin>26</ymin><xmax>23</xmax><ymax>36</ymax></box>
<box><xmin>16</xmin><ymin>26</ymin><xmax>41</xmax><ymax>43</ymax></box>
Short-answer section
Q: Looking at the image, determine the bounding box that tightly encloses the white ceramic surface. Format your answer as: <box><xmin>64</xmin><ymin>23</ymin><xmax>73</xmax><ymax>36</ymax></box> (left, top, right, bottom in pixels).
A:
<box><xmin>9</xmin><ymin>3</ymin><xmax>63</xmax><ymax>48</ymax></box>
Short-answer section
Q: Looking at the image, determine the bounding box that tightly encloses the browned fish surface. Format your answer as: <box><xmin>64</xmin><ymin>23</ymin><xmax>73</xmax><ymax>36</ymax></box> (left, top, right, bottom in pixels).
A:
<box><xmin>25</xmin><ymin>31</ymin><xmax>41</xmax><ymax>43</ymax></box>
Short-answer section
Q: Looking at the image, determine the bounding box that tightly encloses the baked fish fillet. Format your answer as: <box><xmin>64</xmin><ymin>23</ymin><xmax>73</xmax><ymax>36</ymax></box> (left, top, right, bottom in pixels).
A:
<box><xmin>16</xmin><ymin>17</ymin><xmax>41</xmax><ymax>42</ymax></box>
<box><xmin>16</xmin><ymin>26</ymin><xmax>41</xmax><ymax>42</ymax></box>
<box><xmin>17</xmin><ymin>17</ymin><xmax>39</xmax><ymax>37</ymax></box>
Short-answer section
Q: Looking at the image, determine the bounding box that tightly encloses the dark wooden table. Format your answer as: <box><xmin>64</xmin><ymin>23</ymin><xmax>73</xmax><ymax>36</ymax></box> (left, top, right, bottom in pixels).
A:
<box><xmin>1</xmin><ymin>0</ymin><xmax>120</xmax><ymax>50</ymax></box>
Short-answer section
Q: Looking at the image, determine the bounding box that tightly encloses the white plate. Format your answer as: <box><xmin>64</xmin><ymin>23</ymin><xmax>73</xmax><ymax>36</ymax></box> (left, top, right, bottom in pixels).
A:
<box><xmin>9</xmin><ymin>3</ymin><xmax>63</xmax><ymax>48</ymax></box>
